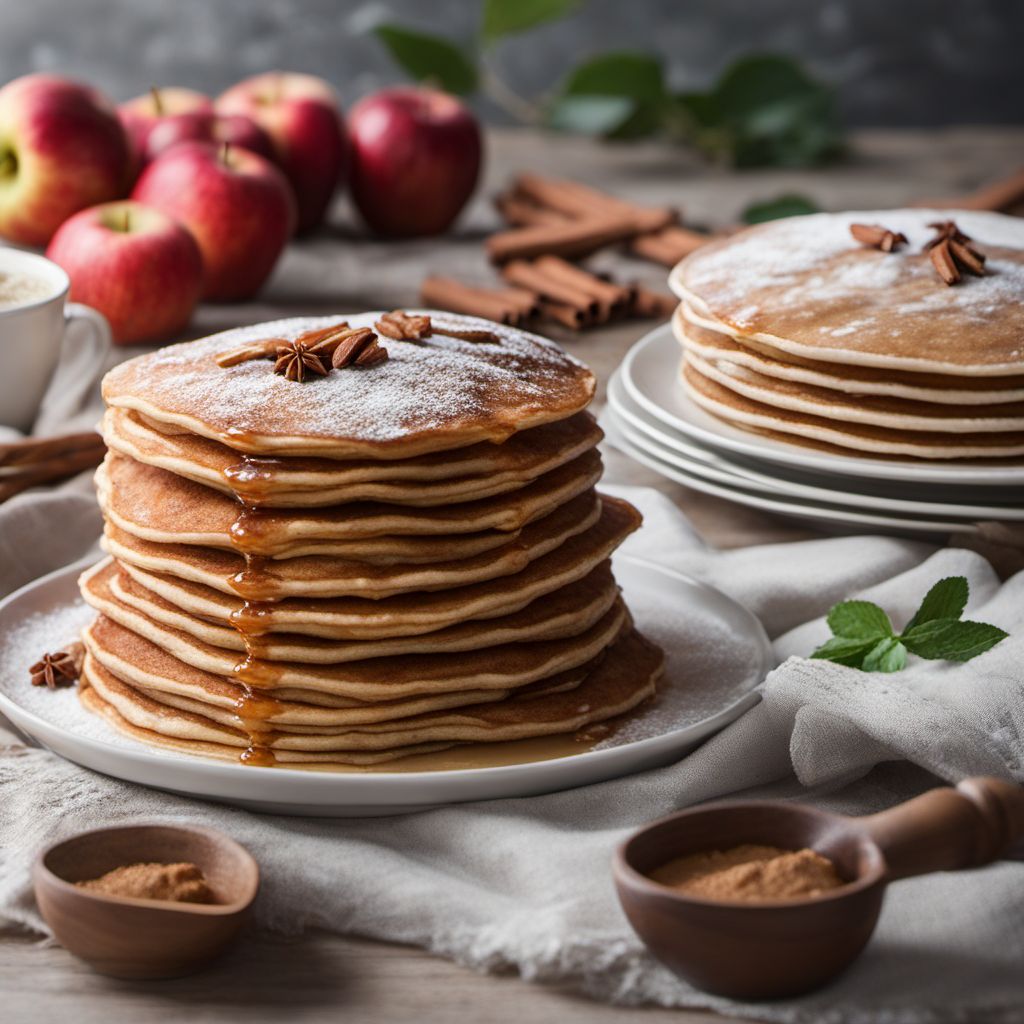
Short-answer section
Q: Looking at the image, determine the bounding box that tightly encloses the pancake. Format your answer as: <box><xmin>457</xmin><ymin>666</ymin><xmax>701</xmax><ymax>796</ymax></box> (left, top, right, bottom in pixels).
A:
<box><xmin>82</xmin><ymin>616</ymin><xmax>595</xmax><ymax>726</ymax></box>
<box><xmin>101</xmin><ymin>488</ymin><xmax>602</xmax><ymax>600</ymax></box>
<box><xmin>107</xmin><ymin>407</ymin><xmax>603</xmax><ymax>495</ymax></box>
<box><xmin>684</xmin><ymin>349</ymin><xmax>1024</xmax><ymax>433</ymax></box>
<box><xmin>98</xmin><ymin>449</ymin><xmax>603</xmax><ymax>555</ymax></box>
<box><xmin>110</xmin><ymin>496</ymin><xmax>640</xmax><ymax>640</ymax></box>
<box><xmin>674</xmin><ymin>305</ymin><xmax>1024</xmax><ymax>406</ymax></box>
<box><xmin>83</xmin><ymin>559</ymin><xmax>620</xmax><ymax>663</ymax></box>
<box><xmin>79</xmin><ymin>626</ymin><xmax>662</xmax><ymax>762</ymax></box>
<box><xmin>671</xmin><ymin>210</ymin><xmax>1024</xmax><ymax>376</ymax></box>
<box><xmin>682</xmin><ymin>360</ymin><xmax>1024</xmax><ymax>459</ymax></box>
<box><xmin>102</xmin><ymin>313</ymin><xmax>596</xmax><ymax>459</ymax></box>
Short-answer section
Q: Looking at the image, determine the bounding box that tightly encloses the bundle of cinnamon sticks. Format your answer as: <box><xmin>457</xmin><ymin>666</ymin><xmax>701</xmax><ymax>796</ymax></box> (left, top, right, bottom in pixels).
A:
<box><xmin>0</xmin><ymin>431</ymin><xmax>106</xmax><ymax>504</ymax></box>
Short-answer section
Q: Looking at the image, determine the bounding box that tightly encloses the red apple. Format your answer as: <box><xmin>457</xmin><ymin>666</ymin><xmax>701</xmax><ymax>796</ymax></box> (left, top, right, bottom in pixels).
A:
<box><xmin>46</xmin><ymin>201</ymin><xmax>203</xmax><ymax>344</ymax></box>
<box><xmin>132</xmin><ymin>141</ymin><xmax>295</xmax><ymax>301</ymax></box>
<box><xmin>118</xmin><ymin>86</ymin><xmax>212</xmax><ymax>171</ymax></box>
<box><xmin>0</xmin><ymin>74</ymin><xmax>130</xmax><ymax>246</ymax></box>
<box><xmin>216</xmin><ymin>72</ymin><xmax>348</xmax><ymax>233</ymax></box>
<box><xmin>347</xmin><ymin>87</ymin><xmax>481</xmax><ymax>237</ymax></box>
<box><xmin>145</xmin><ymin>111</ymin><xmax>275</xmax><ymax>164</ymax></box>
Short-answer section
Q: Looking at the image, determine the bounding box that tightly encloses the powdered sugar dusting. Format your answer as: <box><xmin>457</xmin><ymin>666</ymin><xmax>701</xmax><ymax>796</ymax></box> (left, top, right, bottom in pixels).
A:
<box><xmin>103</xmin><ymin>312</ymin><xmax>594</xmax><ymax>449</ymax></box>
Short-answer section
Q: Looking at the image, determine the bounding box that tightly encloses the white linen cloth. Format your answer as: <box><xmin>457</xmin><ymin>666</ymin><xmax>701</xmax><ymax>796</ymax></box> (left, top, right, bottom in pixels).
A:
<box><xmin>1</xmin><ymin>366</ymin><xmax>1023</xmax><ymax>1023</ymax></box>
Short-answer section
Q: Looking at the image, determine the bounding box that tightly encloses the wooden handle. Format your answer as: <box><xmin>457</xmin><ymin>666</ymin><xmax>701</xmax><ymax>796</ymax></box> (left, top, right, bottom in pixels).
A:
<box><xmin>861</xmin><ymin>777</ymin><xmax>1024</xmax><ymax>881</ymax></box>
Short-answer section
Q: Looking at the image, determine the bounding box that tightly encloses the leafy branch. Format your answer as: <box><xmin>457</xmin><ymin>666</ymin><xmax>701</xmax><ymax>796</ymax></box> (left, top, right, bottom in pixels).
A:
<box><xmin>811</xmin><ymin>577</ymin><xmax>1008</xmax><ymax>673</ymax></box>
<box><xmin>370</xmin><ymin>0</ymin><xmax>843</xmax><ymax>168</ymax></box>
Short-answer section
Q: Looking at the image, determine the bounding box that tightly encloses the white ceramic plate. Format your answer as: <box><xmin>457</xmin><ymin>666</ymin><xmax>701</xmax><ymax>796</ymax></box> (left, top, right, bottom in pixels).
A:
<box><xmin>0</xmin><ymin>558</ymin><xmax>770</xmax><ymax>817</ymax></box>
<box><xmin>602</xmin><ymin>411</ymin><xmax>978</xmax><ymax>537</ymax></box>
<box><xmin>608</xmin><ymin>371</ymin><xmax>1023</xmax><ymax>522</ymax></box>
<box><xmin>621</xmin><ymin>325</ymin><xmax>1024</xmax><ymax>488</ymax></box>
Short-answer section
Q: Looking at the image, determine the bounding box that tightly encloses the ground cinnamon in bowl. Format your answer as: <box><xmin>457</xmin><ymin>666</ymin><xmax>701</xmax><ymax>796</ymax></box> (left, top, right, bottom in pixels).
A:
<box><xmin>649</xmin><ymin>844</ymin><xmax>846</xmax><ymax>902</ymax></box>
<box><xmin>76</xmin><ymin>862</ymin><xmax>216</xmax><ymax>904</ymax></box>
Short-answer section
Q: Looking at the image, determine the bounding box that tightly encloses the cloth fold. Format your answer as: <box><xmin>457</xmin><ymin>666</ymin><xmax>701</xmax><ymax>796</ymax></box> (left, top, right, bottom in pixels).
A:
<box><xmin>2</xmin><ymin>476</ymin><xmax>1023</xmax><ymax>1024</ymax></box>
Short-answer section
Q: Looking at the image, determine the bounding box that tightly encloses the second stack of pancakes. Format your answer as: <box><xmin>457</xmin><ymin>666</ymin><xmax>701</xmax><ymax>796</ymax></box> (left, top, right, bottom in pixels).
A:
<box><xmin>80</xmin><ymin>312</ymin><xmax>662</xmax><ymax>767</ymax></box>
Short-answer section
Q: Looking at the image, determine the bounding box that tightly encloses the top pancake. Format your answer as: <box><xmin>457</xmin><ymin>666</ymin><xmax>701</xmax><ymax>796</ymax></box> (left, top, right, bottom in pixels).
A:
<box><xmin>670</xmin><ymin>211</ymin><xmax>1024</xmax><ymax>376</ymax></box>
<box><xmin>102</xmin><ymin>313</ymin><xmax>596</xmax><ymax>459</ymax></box>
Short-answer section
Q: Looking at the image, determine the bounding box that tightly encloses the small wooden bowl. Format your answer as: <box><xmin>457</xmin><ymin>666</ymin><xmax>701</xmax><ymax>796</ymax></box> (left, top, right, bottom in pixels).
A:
<box><xmin>33</xmin><ymin>824</ymin><xmax>259</xmax><ymax>979</ymax></box>
<box><xmin>614</xmin><ymin>777</ymin><xmax>1024</xmax><ymax>1000</ymax></box>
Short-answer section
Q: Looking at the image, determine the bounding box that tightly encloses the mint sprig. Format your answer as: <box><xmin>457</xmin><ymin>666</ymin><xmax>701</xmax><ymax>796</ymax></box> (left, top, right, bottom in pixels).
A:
<box><xmin>811</xmin><ymin>576</ymin><xmax>1007</xmax><ymax>673</ymax></box>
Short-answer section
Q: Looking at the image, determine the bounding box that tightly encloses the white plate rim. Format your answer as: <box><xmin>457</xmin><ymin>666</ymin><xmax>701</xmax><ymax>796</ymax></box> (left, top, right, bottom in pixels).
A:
<box><xmin>0</xmin><ymin>558</ymin><xmax>770</xmax><ymax>813</ymax></box>
<box><xmin>608</xmin><ymin>371</ymin><xmax>1023</xmax><ymax>521</ymax></box>
<box><xmin>620</xmin><ymin>325</ymin><xmax>1024</xmax><ymax>487</ymax></box>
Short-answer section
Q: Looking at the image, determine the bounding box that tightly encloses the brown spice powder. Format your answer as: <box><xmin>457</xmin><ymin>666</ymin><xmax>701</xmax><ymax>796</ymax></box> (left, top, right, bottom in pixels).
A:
<box><xmin>76</xmin><ymin>862</ymin><xmax>216</xmax><ymax>904</ymax></box>
<box><xmin>650</xmin><ymin>844</ymin><xmax>845</xmax><ymax>902</ymax></box>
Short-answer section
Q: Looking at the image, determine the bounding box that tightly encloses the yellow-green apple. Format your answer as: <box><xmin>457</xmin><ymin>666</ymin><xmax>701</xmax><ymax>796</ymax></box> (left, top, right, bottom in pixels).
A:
<box><xmin>132</xmin><ymin>141</ymin><xmax>294</xmax><ymax>301</ymax></box>
<box><xmin>118</xmin><ymin>87</ymin><xmax>212</xmax><ymax>171</ymax></box>
<box><xmin>347</xmin><ymin>87</ymin><xmax>481</xmax><ymax>237</ymax></box>
<box><xmin>216</xmin><ymin>72</ymin><xmax>348</xmax><ymax>233</ymax></box>
<box><xmin>146</xmin><ymin>111</ymin><xmax>275</xmax><ymax>164</ymax></box>
<box><xmin>46</xmin><ymin>200</ymin><xmax>203</xmax><ymax>344</ymax></box>
<box><xmin>0</xmin><ymin>74</ymin><xmax>130</xmax><ymax>246</ymax></box>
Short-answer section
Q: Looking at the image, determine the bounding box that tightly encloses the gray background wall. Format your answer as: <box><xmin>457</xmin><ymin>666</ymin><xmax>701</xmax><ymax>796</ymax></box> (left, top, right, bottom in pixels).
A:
<box><xmin>0</xmin><ymin>0</ymin><xmax>1020</xmax><ymax>127</ymax></box>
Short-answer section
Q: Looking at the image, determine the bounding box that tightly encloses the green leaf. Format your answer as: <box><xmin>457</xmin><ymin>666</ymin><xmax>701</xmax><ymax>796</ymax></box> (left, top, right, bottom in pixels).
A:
<box><xmin>373</xmin><ymin>24</ymin><xmax>478</xmax><ymax>95</ymax></box>
<box><xmin>547</xmin><ymin>95</ymin><xmax>639</xmax><ymax>136</ymax></box>
<box><xmin>826</xmin><ymin>600</ymin><xmax>894</xmax><ymax>641</ymax></box>
<box><xmin>482</xmin><ymin>0</ymin><xmax>581</xmax><ymax>44</ymax></box>
<box><xmin>550</xmin><ymin>52</ymin><xmax>666</xmax><ymax>139</ymax></box>
<box><xmin>810</xmin><ymin>635</ymin><xmax>882</xmax><ymax>667</ymax></box>
<box><xmin>901</xmin><ymin>619</ymin><xmax>1008</xmax><ymax>662</ymax></box>
<box><xmin>862</xmin><ymin>638</ymin><xmax>907</xmax><ymax>673</ymax></box>
<box><xmin>742</xmin><ymin>194</ymin><xmax>820</xmax><ymax>224</ymax></box>
<box><xmin>713</xmin><ymin>54</ymin><xmax>821</xmax><ymax>121</ymax></box>
<box><xmin>904</xmin><ymin>576</ymin><xmax>969</xmax><ymax>633</ymax></box>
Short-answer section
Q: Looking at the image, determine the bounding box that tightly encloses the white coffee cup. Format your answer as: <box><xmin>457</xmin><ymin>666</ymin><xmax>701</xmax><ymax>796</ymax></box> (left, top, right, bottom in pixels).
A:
<box><xmin>0</xmin><ymin>248</ymin><xmax>112</xmax><ymax>432</ymax></box>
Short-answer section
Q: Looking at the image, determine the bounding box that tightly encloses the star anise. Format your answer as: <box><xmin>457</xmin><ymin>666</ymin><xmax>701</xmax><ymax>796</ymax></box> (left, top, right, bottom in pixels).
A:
<box><xmin>849</xmin><ymin>223</ymin><xmax>908</xmax><ymax>252</ymax></box>
<box><xmin>330</xmin><ymin>327</ymin><xmax>389</xmax><ymax>368</ymax></box>
<box><xmin>30</xmin><ymin>642</ymin><xmax>84</xmax><ymax>689</ymax></box>
<box><xmin>923</xmin><ymin>220</ymin><xmax>987</xmax><ymax>285</ymax></box>
<box><xmin>273</xmin><ymin>340</ymin><xmax>329</xmax><ymax>382</ymax></box>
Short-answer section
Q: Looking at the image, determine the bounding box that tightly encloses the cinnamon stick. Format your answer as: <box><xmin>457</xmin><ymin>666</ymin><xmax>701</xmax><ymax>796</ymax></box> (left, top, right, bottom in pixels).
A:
<box><xmin>494</xmin><ymin>192</ymin><xmax>569</xmax><ymax>228</ymax></box>
<box><xmin>539</xmin><ymin>301</ymin><xmax>589</xmax><ymax>330</ymax></box>
<box><xmin>0</xmin><ymin>445</ymin><xmax>107</xmax><ymax>503</ymax></box>
<box><xmin>630</xmin><ymin>226</ymin><xmax>712</xmax><ymax>266</ymax></box>
<box><xmin>513</xmin><ymin>173</ymin><xmax>678</xmax><ymax>234</ymax></box>
<box><xmin>500</xmin><ymin>260</ymin><xmax>598</xmax><ymax>320</ymax></box>
<box><xmin>911</xmin><ymin>167</ymin><xmax>1024</xmax><ymax>213</ymax></box>
<box><xmin>486</xmin><ymin>215</ymin><xmax>637</xmax><ymax>264</ymax></box>
<box><xmin>533</xmin><ymin>256</ymin><xmax>632</xmax><ymax>318</ymax></box>
<box><xmin>420</xmin><ymin>276</ymin><xmax>532</xmax><ymax>325</ymax></box>
<box><xmin>631</xmin><ymin>286</ymin><xmax>678</xmax><ymax>320</ymax></box>
<box><xmin>0</xmin><ymin>431</ymin><xmax>105</xmax><ymax>469</ymax></box>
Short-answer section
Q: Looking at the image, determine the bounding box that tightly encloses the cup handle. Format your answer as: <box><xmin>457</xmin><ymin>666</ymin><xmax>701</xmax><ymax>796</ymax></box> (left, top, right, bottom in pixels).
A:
<box><xmin>861</xmin><ymin>776</ymin><xmax>1024</xmax><ymax>881</ymax></box>
<box><xmin>44</xmin><ymin>302</ymin><xmax>113</xmax><ymax>419</ymax></box>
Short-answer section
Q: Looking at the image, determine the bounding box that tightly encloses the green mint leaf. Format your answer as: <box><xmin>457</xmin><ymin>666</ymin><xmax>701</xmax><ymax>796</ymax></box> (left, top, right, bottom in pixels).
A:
<box><xmin>861</xmin><ymin>637</ymin><xmax>907</xmax><ymax>673</ymax></box>
<box><xmin>742</xmin><ymin>194</ymin><xmax>819</xmax><ymax>224</ymax></box>
<box><xmin>547</xmin><ymin>95</ymin><xmax>639</xmax><ymax>136</ymax></box>
<box><xmin>482</xmin><ymin>0</ymin><xmax>580</xmax><ymax>45</ymax></box>
<box><xmin>373</xmin><ymin>25</ymin><xmax>478</xmax><ymax>95</ymax></box>
<box><xmin>826</xmin><ymin>600</ymin><xmax>894</xmax><ymax>641</ymax></box>
<box><xmin>810</xmin><ymin>635</ymin><xmax>881</xmax><ymax>667</ymax></box>
<box><xmin>904</xmin><ymin>576</ymin><xmax>969</xmax><ymax>633</ymax></box>
<box><xmin>901</xmin><ymin>619</ymin><xmax>1008</xmax><ymax>662</ymax></box>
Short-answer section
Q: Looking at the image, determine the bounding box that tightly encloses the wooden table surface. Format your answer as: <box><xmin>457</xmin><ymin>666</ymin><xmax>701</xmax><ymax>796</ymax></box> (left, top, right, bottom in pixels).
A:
<box><xmin>4</xmin><ymin>126</ymin><xmax>1022</xmax><ymax>1023</ymax></box>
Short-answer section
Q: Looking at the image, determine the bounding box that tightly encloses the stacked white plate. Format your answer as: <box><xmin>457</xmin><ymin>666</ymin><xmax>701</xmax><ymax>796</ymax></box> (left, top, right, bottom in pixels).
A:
<box><xmin>602</xmin><ymin>324</ymin><xmax>1024</xmax><ymax>536</ymax></box>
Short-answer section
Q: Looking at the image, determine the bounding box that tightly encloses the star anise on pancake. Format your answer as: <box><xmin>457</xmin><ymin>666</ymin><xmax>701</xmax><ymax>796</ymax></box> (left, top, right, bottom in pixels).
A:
<box><xmin>849</xmin><ymin>223</ymin><xmax>908</xmax><ymax>252</ymax></box>
<box><xmin>30</xmin><ymin>641</ymin><xmax>84</xmax><ymax>689</ymax></box>
<box><xmin>273</xmin><ymin>340</ymin><xmax>330</xmax><ymax>382</ymax></box>
<box><xmin>923</xmin><ymin>220</ymin><xmax>987</xmax><ymax>285</ymax></box>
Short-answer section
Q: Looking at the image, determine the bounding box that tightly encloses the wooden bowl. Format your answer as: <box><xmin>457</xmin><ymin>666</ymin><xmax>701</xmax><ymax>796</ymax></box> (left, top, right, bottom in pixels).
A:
<box><xmin>614</xmin><ymin>777</ymin><xmax>1024</xmax><ymax>1000</ymax></box>
<box><xmin>33</xmin><ymin>823</ymin><xmax>259</xmax><ymax>979</ymax></box>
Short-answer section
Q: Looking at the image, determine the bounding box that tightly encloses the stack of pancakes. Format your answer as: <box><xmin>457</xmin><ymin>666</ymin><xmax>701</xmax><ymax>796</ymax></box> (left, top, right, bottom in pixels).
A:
<box><xmin>79</xmin><ymin>313</ymin><xmax>663</xmax><ymax>768</ymax></box>
<box><xmin>670</xmin><ymin>210</ymin><xmax>1024</xmax><ymax>460</ymax></box>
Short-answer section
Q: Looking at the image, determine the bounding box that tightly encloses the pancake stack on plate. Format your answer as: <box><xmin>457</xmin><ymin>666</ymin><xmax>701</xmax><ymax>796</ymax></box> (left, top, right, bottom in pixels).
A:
<box><xmin>602</xmin><ymin>210</ymin><xmax>1024</xmax><ymax>534</ymax></box>
<box><xmin>78</xmin><ymin>313</ymin><xmax>663</xmax><ymax>768</ymax></box>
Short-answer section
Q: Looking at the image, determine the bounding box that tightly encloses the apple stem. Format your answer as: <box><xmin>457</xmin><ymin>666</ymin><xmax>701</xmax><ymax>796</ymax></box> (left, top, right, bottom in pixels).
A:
<box><xmin>479</xmin><ymin>64</ymin><xmax>541</xmax><ymax>125</ymax></box>
<box><xmin>123</xmin><ymin>207</ymin><xmax>132</xmax><ymax>232</ymax></box>
<box><xmin>220</xmin><ymin>141</ymin><xmax>231</xmax><ymax>166</ymax></box>
<box><xmin>150</xmin><ymin>85</ymin><xmax>164</xmax><ymax>116</ymax></box>
<box><xmin>0</xmin><ymin>151</ymin><xmax>14</xmax><ymax>179</ymax></box>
